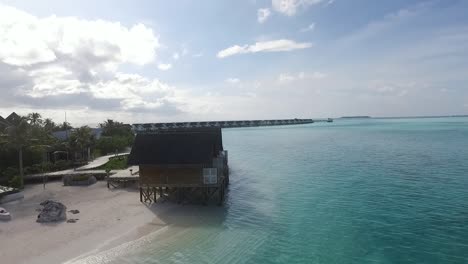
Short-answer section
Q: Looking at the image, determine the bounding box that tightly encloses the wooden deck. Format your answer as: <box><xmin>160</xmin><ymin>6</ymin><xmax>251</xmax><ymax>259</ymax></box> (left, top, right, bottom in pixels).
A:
<box><xmin>107</xmin><ymin>166</ymin><xmax>139</xmax><ymax>188</ymax></box>
<box><xmin>25</xmin><ymin>170</ymin><xmax>112</xmax><ymax>181</ymax></box>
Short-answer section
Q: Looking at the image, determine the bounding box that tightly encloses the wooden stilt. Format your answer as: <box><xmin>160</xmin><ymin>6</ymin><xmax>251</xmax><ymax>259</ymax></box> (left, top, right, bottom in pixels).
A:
<box><xmin>218</xmin><ymin>186</ymin><xmax>223</xmax><ymax>206</ymax></box>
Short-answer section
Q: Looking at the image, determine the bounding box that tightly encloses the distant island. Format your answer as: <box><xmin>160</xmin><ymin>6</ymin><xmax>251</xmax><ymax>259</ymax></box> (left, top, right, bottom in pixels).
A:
<box><xmin>341</xmin><ymin>116</ymin><xmax>371</xmax><ymax>119</ymax></box>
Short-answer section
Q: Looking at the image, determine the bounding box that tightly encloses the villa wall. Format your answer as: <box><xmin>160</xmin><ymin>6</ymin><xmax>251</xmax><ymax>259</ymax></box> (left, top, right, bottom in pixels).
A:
<box><xmin>139</xmin><ymin>165</ymin><xmax>203</xmax><ymax>186</ymax></box>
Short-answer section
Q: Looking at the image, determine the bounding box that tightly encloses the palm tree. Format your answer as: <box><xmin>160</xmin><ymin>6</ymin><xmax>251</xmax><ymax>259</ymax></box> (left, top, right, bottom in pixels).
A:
<box><xmin>43</xmin><ymin>118</ymin><xmax>56</xmax><ymax>132</ymax></box>
<box><xmin>1</xmin><ymin>119</ymin><xmax>31</xmax><ymax>187</ymax></box>
<box><xmin>27</xmin><ymin>112</ymin><xmax>43</xmax><ymax>126</ymax></box>
<box><xmin>60</xmin><ymin>121</ymin><xmax>73</xmax><ymax>131</ymax></box>
<box><xmin>100</xmin><ymin>119</ymin><xmax>117</xmax><ymax>136</ymax></box>
<box><xmin>70</xmin><ymin>126</ymin><xmax>94</xmax><ymax>161</ymax></box>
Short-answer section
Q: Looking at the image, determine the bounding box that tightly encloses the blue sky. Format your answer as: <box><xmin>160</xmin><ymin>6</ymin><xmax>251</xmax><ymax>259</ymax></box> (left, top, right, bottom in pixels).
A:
<box><xmin>0</xmin><ymin>0</ymin><xmax>467</xmax><ymax>125</ymax></box>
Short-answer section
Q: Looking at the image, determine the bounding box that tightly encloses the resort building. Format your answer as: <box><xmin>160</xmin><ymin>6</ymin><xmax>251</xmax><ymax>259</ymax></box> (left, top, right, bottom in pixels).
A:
<box><xmin>0</xmin><ymin>115</ymin><xmax>8</xmax><ymax>131</ymax></box>
<box><xmin>128</xmin><ymin>128</ymin><xmax>229</xmax><ymax>205</ymax></box>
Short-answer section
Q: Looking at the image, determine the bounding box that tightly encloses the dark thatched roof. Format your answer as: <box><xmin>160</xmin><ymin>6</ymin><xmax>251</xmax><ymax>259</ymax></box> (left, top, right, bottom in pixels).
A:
<box><xmin>0</xmin><ymin>115</ymin><xmax>10</xmax><ymax>130</ymax></box>
<box><xmin>128</xmin><ymin>128</ymin><xmax>223</xmax><ymax>166</ymax></box>
<box><xmin>6</xmin><ymin>112</ymin><xmax>22</xmax><ymax>125</ymax></box>
<box><xmin>0</xmin><ymin>115</ymin><xmax>8</xmax><ymax>124</ymax></box>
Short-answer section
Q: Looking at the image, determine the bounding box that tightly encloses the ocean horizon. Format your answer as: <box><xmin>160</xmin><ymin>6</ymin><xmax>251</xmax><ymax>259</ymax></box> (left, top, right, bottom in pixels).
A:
<box><xmin>72</xmin><ymin>117</ymin><xmax>468</xmax><ymax>264</ymax></box>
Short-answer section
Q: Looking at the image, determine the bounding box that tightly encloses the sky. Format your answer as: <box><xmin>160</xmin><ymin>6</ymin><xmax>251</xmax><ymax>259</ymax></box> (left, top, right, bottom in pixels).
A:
<box><xmin>0</xmin><ymin>0</ymin><xmax>467</xmax><ymax>125</ymax></box>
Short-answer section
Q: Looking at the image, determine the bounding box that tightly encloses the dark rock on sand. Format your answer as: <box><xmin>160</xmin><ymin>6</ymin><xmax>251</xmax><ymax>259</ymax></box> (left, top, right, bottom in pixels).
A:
<box><xmin>0</xmin><ymin>207</ymin><xmax>11</xmax><ymax>221</ymax></box>
<box><xmin>37</xmin><ymin>200</ymin><xmax>67</xmax><ymax>223</ymax></box>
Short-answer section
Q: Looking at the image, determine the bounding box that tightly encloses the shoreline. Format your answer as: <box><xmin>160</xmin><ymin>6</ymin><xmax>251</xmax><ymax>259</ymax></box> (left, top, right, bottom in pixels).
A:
<box><xmin>64</xmin><ymin>223</ymin><xmax>171</xmax><ymax>264</ymax></box>
<box><xmin>0</xmin><ymin>181</ymin><xmax>167</xmax><ymax>264</ymax></box>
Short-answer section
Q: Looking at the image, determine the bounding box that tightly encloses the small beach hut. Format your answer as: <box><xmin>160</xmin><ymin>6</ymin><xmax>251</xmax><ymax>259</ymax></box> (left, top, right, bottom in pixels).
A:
<box><xmin>128</xmin><ymin>128</ymin><xmax>228</xmax><ymax>205</ymax></box>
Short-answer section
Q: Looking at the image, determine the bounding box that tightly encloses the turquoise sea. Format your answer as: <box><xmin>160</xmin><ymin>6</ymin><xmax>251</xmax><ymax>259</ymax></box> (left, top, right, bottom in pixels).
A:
<box><xmin>89</xmin><ymin>117</ymin><xmax>468</xmax><ymax>263</ymax></box>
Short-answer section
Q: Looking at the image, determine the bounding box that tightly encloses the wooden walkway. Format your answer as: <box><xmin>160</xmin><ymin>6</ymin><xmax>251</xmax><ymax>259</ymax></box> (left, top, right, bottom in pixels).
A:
<box><xmin>25</xmin><ymin>169</ymin><xmax>111</xmax><ymax>181</ymax></box>
<box><xmin>75</xmin><ymin>153</ymin><xmax>129</xmax><ymax>171</ymax></box>
<box><xmin>25</xmin><ymin>152</ymin><xmax>129</xmax><ymax>181</ymax></box>
<box><xmin>107</xmin><ymin>166</ymin><xmax>139</xmax><ymax>188</ymax></box>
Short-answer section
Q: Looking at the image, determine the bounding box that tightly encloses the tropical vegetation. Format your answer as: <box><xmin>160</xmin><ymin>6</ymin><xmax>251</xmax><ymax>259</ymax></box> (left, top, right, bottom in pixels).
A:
<box><xmin>0</xmin><ymin>112</ymin><xmax>134</xmax><ymax>188</ymax></box>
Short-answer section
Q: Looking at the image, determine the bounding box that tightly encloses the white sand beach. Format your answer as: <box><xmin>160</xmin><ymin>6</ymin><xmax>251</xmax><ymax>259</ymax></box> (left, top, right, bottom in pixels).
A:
<box><xmin>0</xmin><ymin>181</ymin><xmax>168</xmax><ymax>264</ymax></box>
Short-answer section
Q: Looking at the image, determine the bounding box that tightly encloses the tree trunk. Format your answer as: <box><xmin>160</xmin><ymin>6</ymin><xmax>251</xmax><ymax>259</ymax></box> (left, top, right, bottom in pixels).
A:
<box><xmin>19</xmin><ymin>147</ymin><xmax>24</xmax><ymax>188</ymax></box>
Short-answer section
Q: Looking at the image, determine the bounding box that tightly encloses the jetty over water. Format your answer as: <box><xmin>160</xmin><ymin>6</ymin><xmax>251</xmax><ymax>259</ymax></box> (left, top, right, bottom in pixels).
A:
<box><xmin>133</xmin><ymin>118</ymin><xmax>332</xmax><ymax>133</ymax></box>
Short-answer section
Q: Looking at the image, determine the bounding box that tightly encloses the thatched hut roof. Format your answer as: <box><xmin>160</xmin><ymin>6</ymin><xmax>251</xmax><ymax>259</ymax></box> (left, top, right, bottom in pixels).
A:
<box><xmin>128</xmin><ymin>128</ymin><xmax>223</xmax><ymax>166</ymax></box>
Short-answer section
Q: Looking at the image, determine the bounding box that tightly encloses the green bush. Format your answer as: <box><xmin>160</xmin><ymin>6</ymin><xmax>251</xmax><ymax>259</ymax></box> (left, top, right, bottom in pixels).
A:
<box><xmin>54</xmin><ymin>160</ymin><xmax>71</xmax><ymax>171</ymax></box>
<box><xmin>8</xmin><ymin>175</ymin><xmax>22</xmax><ymax>188</ymax></box>
<box><xmin>0</xmin><ymin>167</ymin><xmax>19</xmax><ymax>185</ymax></box>
<box><xmin>24</xmin><ymin>163</ymin><xmax>43</xmax><ymax>174</ymax></box>
<box><xmin>72</xmin><ymin>174</ymin><xmax>90</xmax><ymax>181</ymax></box>
<box><xmin>96</xmin><ymin>136</ymin><xmax>132</xmax><ymax>155</ymax></box>
<box><xmin>3</xmin><ymin>167</ymin><xmax>19</xmax><ymax>178</ymax></box>
<box><xmin>24</xmin><ymin>166</ymin><xmax>33</xmax><ymax>175</ymax></box>
<box><xmin>97</xmin><ymin>155</ymin><xmax>129</xmax><ymax>170</ymax></box>
<box><xmin>41</xmin><ymin>162</ymin><xmax>53</xmax><ymax>172</ymax></box>
<box><xmin>92</xmin><ymin>148</ymin><xmax>102</xmax><ymax>159</ymax></box>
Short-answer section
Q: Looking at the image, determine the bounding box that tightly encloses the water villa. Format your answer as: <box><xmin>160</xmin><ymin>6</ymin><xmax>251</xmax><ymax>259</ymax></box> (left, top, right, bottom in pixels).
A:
<box><xmin>128</xmin><ymin>118</ymin><xmax>332</xmax><ymax>205</ymax></box>
<box><xmin>128</xmin><ymin>128</ymin><xmax>229</xmax><ymax>205</ymax></box>
<box><xmin>132</xmin><ymin>118</ymin><xmax>333</xmax><ymax>132</ymax></box>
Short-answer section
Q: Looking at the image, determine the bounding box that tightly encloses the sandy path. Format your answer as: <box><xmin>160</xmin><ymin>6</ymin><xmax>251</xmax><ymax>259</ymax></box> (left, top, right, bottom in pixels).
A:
<box><xmin>0</xmin><ymin>181</ymin><xmax>165</xmax><ymax>264</ymax></box>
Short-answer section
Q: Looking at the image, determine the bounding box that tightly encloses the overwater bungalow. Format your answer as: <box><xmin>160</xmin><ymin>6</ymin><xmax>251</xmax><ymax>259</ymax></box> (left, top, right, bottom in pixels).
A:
<box><xmin>128</xmin><ymin>128</ymin><xmax>229</xmax><ymax>205</ymax></box>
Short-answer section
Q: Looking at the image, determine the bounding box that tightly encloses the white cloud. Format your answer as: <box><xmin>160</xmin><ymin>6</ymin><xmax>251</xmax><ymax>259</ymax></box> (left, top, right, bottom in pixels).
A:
<box><xmin>257</xmin><ymin>8</ymin><xmax>271</xmax><ymax>23</ymax></box>
<box><xmin>397</xmin><ymin>90</ymin><xmax>408</xmax><ymax>97</ymax></box>
<box><xmin>217</xmin><ymin>45</ymin><xmax>247</xmax><ymax>58</ymax></box>
<box><xmin>300</xmin><ymin>23</ymin><xmax>315</xmax><ymax>32</ymax></box>
<box><xmin>226</xmin><ymin>78</ymin><xmax>240</xmax><ymax>84</ymax></box>
<box><xmin>337</xmin><ymin>3</ymin><xmax>425</xmax><ymax>48</ymax></box>
<box><xmin>181</xmin><ymin>46</ymin><xmax>189</xmax><ymax>56</ymax></box>
<box><xmin>172</xmin><ymin>46</ymin><xmax>188</xmax><ymax>61</ymax></box>
<box><xmin>278</xmin><ymin>73</ymin><xmax>296</xmax><ymax>82</ymax></box>
<box><xmin>0</xmin><ymin>4</ymin><xmax>159</xmax><ymax>67</ymax></box>
<box><xmin>157</xmin><ymin>63</ymin><xmax>172</xmax><ymax>71</ymax></box>
<box><xmin>272</xmin><ymin>0</ymin><xmax>324</xmax><ymax>16</ymax></box>
<box><xmin>367</xmin><ymin>81</ymin><xmax>417</xmax><ymax>97</ymax></box>
<box><xmin>27</xmin><ymin>66</ymin><xmax>86</xmax><ymax>97</ymax></box>
<box><xmin>375</xmin><ymin>85</ymin><xmax>395</xmax><ymax>93</ymax></box>
<box><xmin>192</xmin><ymin>52</ymin><xmax>204</xmax><ymax>58</ymax></box>
<box><xmin>90</xmin><ymin>73</ymin><xmax>180</xmax><ymax>111</ymax></box>
<box><xmin>0</xmin><ymin>4</ymin><xmax>187</xmax><ymax>116</ymax></box>
<box><xmin>278</xmin><ymin>71</ymin><xmax>326</xmax><ymax>82</ymax></box>
<box><xmin>217</xmin><ymin>39</ymin><xmax>312</xmax><ymax>58</ymax></box>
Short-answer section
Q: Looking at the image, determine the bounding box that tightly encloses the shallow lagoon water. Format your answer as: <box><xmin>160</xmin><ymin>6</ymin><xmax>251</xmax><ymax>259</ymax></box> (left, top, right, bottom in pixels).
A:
<box><xmin>96</xmin><ymin>117</ymin><xmax>468</xmax><ymax>264</ymax></box>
